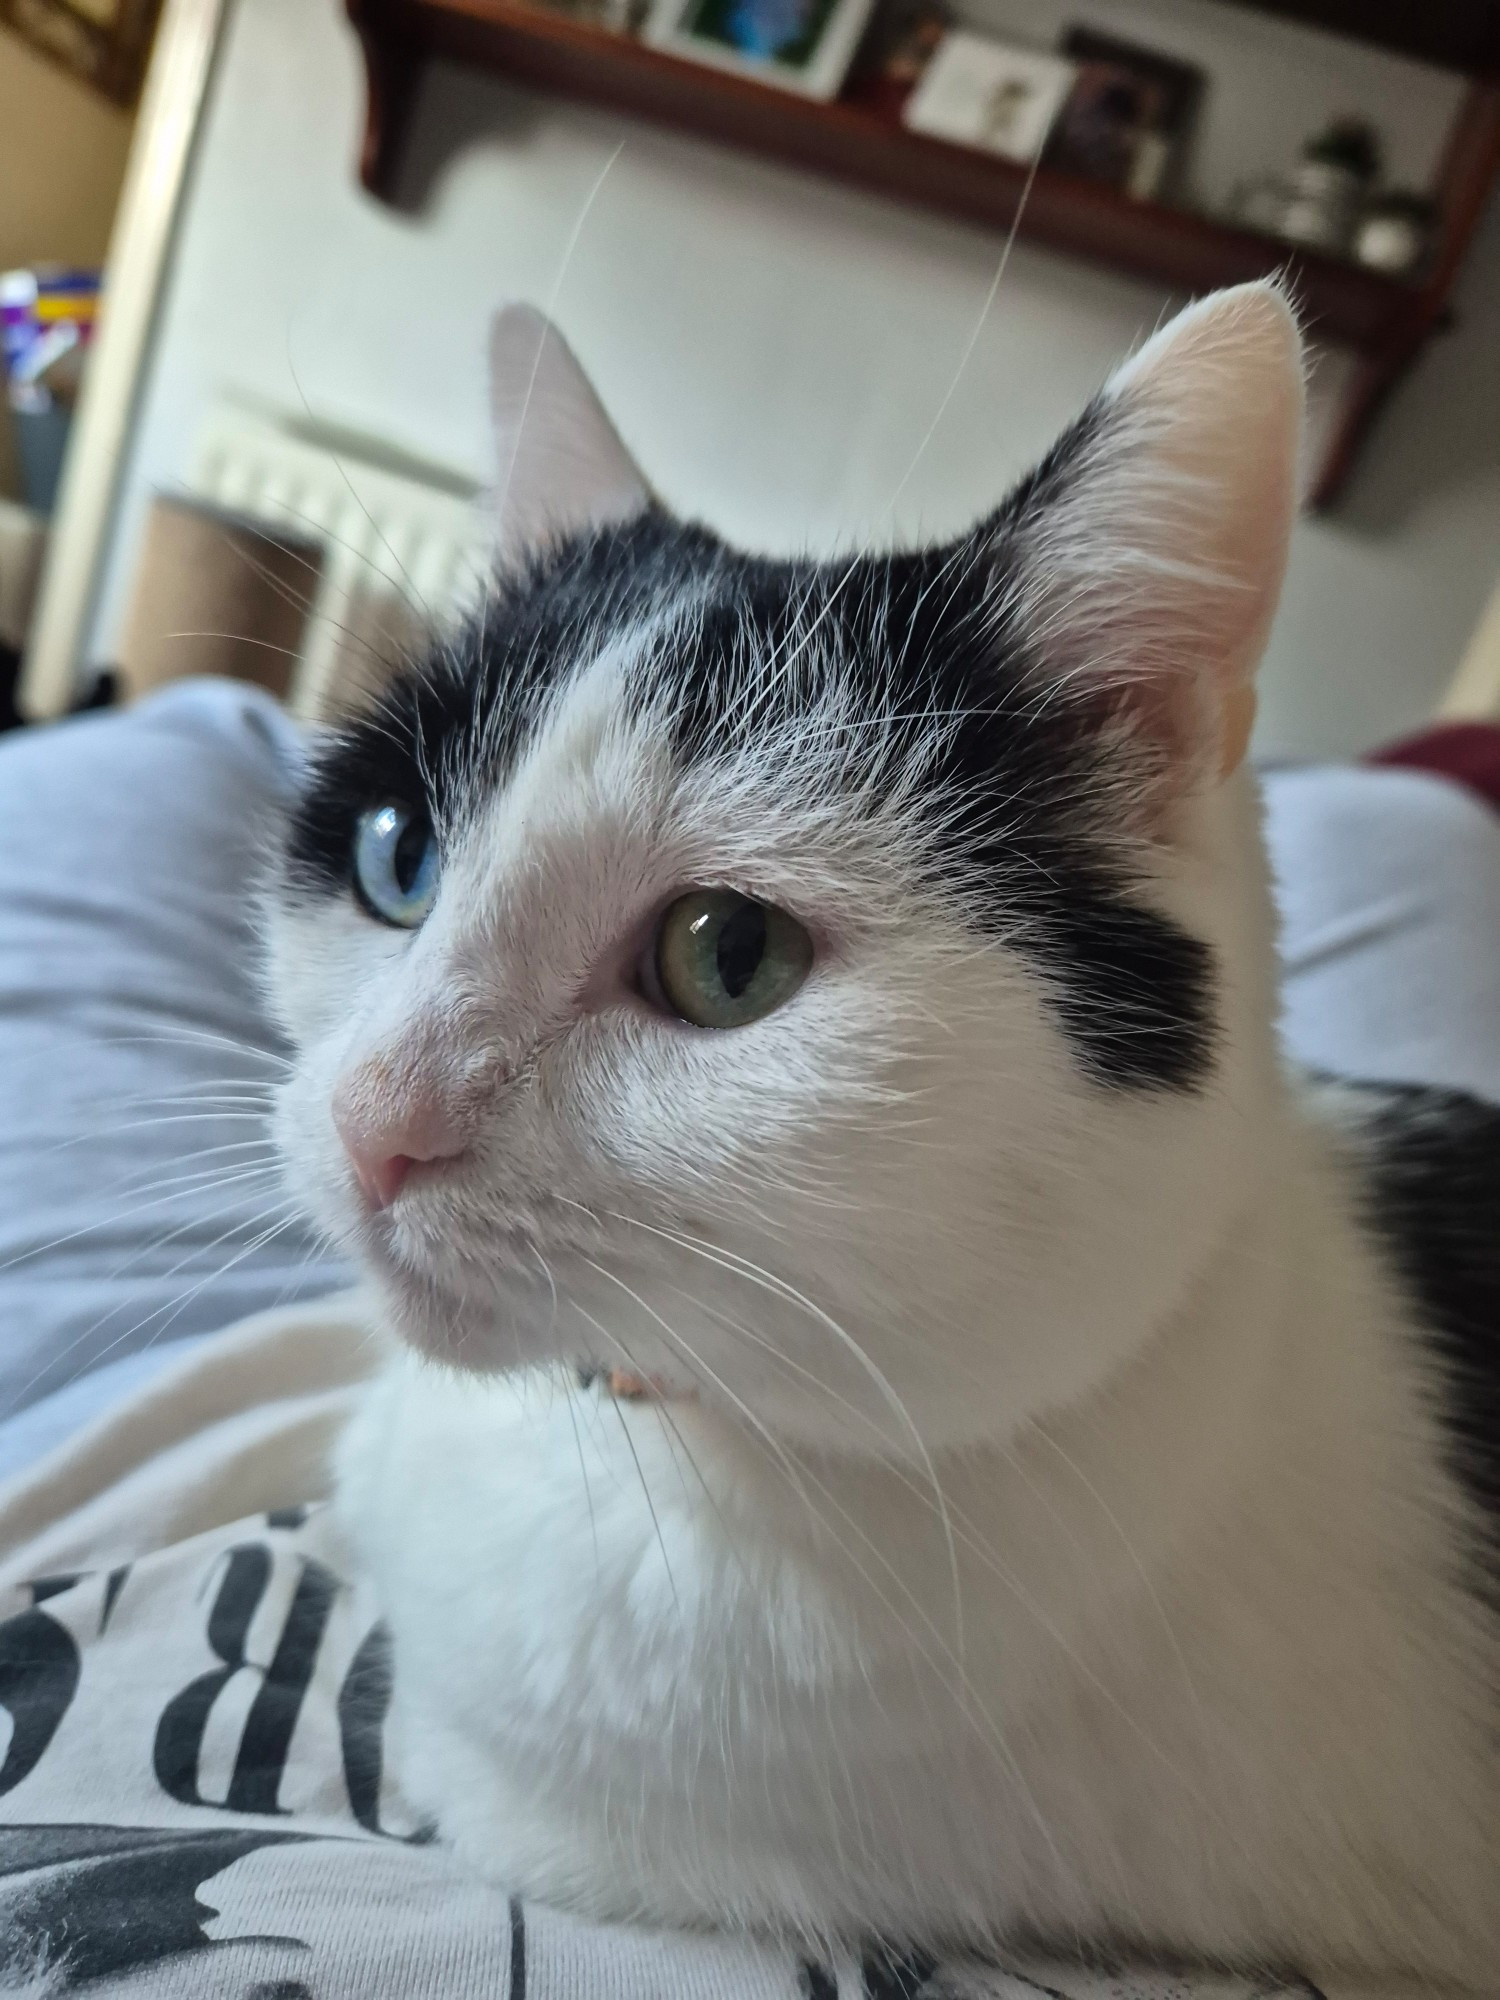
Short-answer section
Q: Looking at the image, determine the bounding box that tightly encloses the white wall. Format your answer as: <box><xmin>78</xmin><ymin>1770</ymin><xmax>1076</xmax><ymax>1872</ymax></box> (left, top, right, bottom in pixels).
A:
<box><xmin>95</xmin><ymin>0</ymin><xmax>1500</xmax><ymax>756</ymax></box>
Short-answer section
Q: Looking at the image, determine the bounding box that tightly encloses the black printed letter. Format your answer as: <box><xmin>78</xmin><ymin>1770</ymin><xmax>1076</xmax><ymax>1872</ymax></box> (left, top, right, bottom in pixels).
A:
<box><xmin>154</xmin><ymin>1544</ymin><xmax>339</xmax><ymax>1814</ymax></box>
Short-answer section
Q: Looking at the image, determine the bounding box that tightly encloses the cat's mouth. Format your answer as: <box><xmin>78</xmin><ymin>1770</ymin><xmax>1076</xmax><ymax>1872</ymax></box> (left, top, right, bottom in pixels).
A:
<box><xmin>334</xmin><ymin>1163</ymin><xmax>717</xmax><ymax>1393</ymax></box>
<box><xmin>364</xmin><ymin>1211</ymin><xmax>594</xmax><ymax>1294</ymax></box>
<box><xmin>361</xmin><ymin>1180</ymin><xmax>604</xmax><ymax>1262</ymax></box>
<box><xmin>354</xmin><ymin>1196</ymin><xmax>680</xmax><ymax>1376</ymax></box>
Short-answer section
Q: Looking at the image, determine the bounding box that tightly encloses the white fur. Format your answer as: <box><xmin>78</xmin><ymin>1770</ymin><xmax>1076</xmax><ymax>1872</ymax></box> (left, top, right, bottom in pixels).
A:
<box><xmin>269</xmin><ymin>288</ymin><xmax>1500</xmax><ymax>1987</ymax></box>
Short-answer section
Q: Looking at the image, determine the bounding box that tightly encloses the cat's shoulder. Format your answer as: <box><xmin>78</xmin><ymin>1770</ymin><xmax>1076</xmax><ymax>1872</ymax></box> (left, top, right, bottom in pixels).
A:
<box><xmin>1308</xmin><ymin>1074</ymin><xmax>1500</xmax><ymax>1550</ymax></box>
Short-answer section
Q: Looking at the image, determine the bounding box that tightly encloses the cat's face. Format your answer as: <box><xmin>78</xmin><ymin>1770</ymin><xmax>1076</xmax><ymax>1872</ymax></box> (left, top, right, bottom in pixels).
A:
<box><xmin>268</xmin><ymin>288</ymin><xmax>1303</xmax><ymax>1456</ymax></box>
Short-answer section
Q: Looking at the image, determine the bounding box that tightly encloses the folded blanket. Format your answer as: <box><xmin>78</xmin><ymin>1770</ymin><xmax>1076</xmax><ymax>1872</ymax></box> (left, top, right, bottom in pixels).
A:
<box><xmin>0</xmin><ymin>1304</ymin><xmax>1404</xmax><ymax>1999</ymax></box>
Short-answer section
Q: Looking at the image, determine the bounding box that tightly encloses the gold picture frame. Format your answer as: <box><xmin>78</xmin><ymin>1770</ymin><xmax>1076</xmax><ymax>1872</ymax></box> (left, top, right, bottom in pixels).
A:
<box><xmin>1</xmin><ymin>0</ymin><xmax>165</xmax><ymax>104</ymax></box>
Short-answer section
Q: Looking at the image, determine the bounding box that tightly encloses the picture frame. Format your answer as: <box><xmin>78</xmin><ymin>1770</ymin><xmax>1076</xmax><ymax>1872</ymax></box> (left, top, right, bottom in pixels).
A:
<box><xmin>1043</xmin><ymin>28</ymin><xmax>1204</xmax><ymax>202</ymax></box>
<box><xmin>902</xmin><ymin>33</ymin><xmax>1076</xmax><ymax>166</ymax></box>
<box><xmin>644</xmin><ymin>0</ymin><xmax>878</xmax><ymax>101</ymax></box>
<box><xmin>0</xmin><ymin>0</ymin><xmax>164</xmax><ymax>104</ymax></box>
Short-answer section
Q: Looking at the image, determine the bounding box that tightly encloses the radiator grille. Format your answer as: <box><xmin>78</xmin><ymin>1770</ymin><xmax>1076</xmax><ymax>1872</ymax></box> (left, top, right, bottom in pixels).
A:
<box><xmin>187</xmin><ymin>399</ymin><xmax>491</xmax><ymax>715</ymax></box>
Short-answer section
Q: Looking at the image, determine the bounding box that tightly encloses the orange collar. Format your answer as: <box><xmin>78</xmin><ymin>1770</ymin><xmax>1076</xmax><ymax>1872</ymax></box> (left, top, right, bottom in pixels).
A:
<box><xmin>603</xmin><ymin>1367</ymin><xmax>657</xmax><ymax>1401</ymax></box>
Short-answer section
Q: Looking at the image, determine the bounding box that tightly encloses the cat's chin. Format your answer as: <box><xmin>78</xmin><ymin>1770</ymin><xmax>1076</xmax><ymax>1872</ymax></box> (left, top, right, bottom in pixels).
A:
<box><xmin>360</xmin><ymin>1241</ymin><xmax>558</xmax><ymax>1375</ymax></box>
<box><xmin>361</xmin><ymin>1239</ymin><xmax>686</xmax><ymax>1392</ymax></box>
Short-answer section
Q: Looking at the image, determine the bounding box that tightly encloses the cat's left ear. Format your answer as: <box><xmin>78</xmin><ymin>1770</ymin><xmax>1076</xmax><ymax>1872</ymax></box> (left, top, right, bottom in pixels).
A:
<box><xmin>1003</xmin><ymin>281</ymin><xmax>1304</xmax><ymax>790</ymax></box>
<box><xmin>489</xmin><ymin>304</ymin><xmax>651</xmax><ymax>560</ymax></box>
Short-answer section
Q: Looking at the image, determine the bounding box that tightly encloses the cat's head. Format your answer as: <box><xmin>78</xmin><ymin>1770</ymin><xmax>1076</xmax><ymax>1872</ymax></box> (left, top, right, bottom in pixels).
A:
<box><xmin>269</xmin><ymin>285</ymin><xmax>1303</xmax><ymax>1456</ymax></box>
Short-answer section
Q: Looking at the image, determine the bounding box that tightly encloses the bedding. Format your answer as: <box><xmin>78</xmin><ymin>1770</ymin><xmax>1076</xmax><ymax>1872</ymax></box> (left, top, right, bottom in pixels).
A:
<box><xmin>2</xmin><ymin>681</ymin><xmax>1497</xmax><ymax>1997</ymax></box>
<box><xmin>0</xmin><ymin>1304</ymin><xmax>1387</xmax><ymax>1999</ymax></box>
<box><xmin>0</xmin><ymin>681</ymin><xmax>347</xmax><ymax>1481</ymax></box>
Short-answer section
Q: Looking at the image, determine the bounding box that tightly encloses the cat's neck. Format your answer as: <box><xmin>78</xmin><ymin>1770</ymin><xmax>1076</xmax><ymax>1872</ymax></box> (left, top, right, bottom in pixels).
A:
<box><xmin>678</xmin><ymin>1096</ymin><xmax>1404</xmax><ymax>1669</ymax></box>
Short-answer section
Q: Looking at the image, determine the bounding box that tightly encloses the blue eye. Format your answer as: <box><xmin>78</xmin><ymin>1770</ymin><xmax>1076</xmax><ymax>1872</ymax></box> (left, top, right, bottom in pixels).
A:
<box><xmin>352</xmin><ymin>804</ymin><xmax>439</xmax><ymax>929</ymax></box>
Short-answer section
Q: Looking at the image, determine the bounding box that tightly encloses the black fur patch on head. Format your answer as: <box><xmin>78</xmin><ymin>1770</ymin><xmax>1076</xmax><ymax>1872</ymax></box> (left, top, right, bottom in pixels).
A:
<box><xmin>282</xmin><ymin>509</ymin><xmax>711</xmax><ymax>896</ymax></box>
<box><xmin>1351</xmin><ymin>1082</ymin><xmax>1500</xmax><ymax>1598</ymax></box>
<box><xmin>282</xmin><ymin>469</ymin><xmax>1215</xmax><ymax>1093</ymax></box>
<box><xmin>663</xmin><ymin>531</ymin><xmax>1213</xmax><ymax>1090</ymax></box>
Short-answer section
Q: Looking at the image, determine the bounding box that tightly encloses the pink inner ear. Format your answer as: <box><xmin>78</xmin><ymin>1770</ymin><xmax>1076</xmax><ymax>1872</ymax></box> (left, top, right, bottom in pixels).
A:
<box><xmin>1106</xmin><ymin>284</ymin><xmax>1304</xmax><ymax>690</ymax></box>
<box><xmin>490</xmin><ymin>305</ymin><xmax>650</xmax><ymax>561</ymax></box>
<box><xmin>1017</xmin><ymin>283</ymin><xmax>1304</xmax><ymax>792</ymax></box>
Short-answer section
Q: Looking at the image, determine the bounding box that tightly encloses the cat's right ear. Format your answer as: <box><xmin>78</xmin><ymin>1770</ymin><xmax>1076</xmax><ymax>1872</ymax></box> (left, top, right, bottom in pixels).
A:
<box><xmin>489</xmin><ymin>305</ymin><xmax>651</xmax><ymax>561</ymax></box>
<box><xmin>996</xmin><ymin>282</ymin><xmax>1303</xmax><ymax>801</ymax></box>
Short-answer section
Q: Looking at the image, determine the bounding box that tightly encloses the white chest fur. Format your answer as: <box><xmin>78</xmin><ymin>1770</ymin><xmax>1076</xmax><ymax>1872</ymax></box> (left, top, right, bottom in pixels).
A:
<box><xmin>337</xmin><ymin>1141</ymin><xmax>1499</xmax><ymax>1988</ymax></box>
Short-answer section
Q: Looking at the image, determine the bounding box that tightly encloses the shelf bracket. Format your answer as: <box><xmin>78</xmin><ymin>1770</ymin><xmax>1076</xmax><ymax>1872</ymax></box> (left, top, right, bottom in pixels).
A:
<box><xmin>348</xmin><ymin>0</ymin><xmax>429</xmax><ymax>201</ymax></box>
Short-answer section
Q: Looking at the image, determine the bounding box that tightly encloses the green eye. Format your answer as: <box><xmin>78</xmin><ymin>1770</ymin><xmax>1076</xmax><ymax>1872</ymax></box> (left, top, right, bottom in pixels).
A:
<box><xmin>653</xmin><ymin>890</ymin><xmax>813</xmax><ymax>1030</ymax></box>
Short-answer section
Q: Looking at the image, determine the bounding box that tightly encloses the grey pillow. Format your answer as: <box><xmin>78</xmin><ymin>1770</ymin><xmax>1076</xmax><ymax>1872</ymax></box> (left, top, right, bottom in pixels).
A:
<box><xmin>0</xmin><ymin>680</ymin><xmax>346</xmax><ymax>1481</ymax></box>
<box><xmin>1268</xmin><ymin>762</ymin><xmax>1500</xmax><ymax>1106</ymax></box>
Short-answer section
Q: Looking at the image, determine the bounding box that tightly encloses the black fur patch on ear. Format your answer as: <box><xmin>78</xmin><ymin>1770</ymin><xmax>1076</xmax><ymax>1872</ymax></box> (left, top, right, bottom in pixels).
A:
<box><xmin>988</xmin><ymin>393</ymin><xmax>1109</xmax><ymax>539</ymax></box>
<box><xmin>1350</xmin><ymin>1081</ymin><xmax>1500</xmax><ymax>1600</ymax></box>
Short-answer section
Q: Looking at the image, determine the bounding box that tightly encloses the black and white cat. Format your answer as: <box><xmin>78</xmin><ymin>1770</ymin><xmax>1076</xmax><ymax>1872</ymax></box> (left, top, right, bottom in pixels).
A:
<box><xmin>269</xmin><ymin>286</ymin><xmax>1500</xmax><ymax>1988</ymax></box>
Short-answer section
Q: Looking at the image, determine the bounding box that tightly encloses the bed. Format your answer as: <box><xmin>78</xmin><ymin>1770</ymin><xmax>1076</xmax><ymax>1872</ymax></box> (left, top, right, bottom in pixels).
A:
<box><xmin>1</xmin><ymin>679</ymin><xmax>1497</xmax><ymax>1998</ymax></box>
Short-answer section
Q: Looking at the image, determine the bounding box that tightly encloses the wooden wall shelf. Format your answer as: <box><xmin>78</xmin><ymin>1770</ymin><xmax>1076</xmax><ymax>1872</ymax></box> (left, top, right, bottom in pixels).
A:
<box><xmin>1222</xmin><ymin>3</ymin><xmax>1499</xmax><ymax>77</ymax></box>
<box><xmin>345</xmin><ymin>0</ymin><xmax>1500</xmax><ymax>508</ymax></box>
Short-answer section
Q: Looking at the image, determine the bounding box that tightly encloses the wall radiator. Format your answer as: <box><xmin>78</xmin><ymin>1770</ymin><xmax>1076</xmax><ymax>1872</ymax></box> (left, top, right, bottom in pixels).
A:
<box><xmin>187</xmin><ymin>397</ymin><xmax>492</xmax><ymax>715</ymax></box>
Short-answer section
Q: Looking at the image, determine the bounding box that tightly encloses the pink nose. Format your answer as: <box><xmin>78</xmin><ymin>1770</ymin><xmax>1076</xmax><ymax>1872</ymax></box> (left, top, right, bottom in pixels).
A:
<box><xmin>332</xmin><ymin>1073</ymin><xmax>467</xmax><ymax>1213</ymax></box>
<box><xmin>350</xmin><ymin>1150</ymin><xmax>415</xmax><ymax>1211</ymax></box>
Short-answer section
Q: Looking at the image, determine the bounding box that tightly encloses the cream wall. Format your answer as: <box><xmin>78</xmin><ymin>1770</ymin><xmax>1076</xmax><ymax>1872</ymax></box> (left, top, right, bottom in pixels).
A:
<box><xmin>92</xmin><ymin>0</ymin><xmax>1500</xmax><ymax>755</ymax></box>
<box><xmin>0</xmin><ymin>27</ymin><xmax>135</xmax><ymax>498</ymax></box>
<box><xmin>0</xmin><ymin>28</ymin><xmax>135</xmax><ymax>270</ymax></box>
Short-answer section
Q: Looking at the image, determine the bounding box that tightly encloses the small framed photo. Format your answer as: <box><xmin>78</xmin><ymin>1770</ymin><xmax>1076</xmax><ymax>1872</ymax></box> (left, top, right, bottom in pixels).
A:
<box><xmin>902</xmin><ymin>33</ymin><xmax>1076</xmax><ymax>164</ymax></box>
<box><xmin>1043</xmin><ymin>29</ymin><xmax>1204</xmax><ymax>201</ymax></box>
<box><xmin>644</xmin><ymin>0</ymin><xmax>878</xmax><ymax>100</ymax></box>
